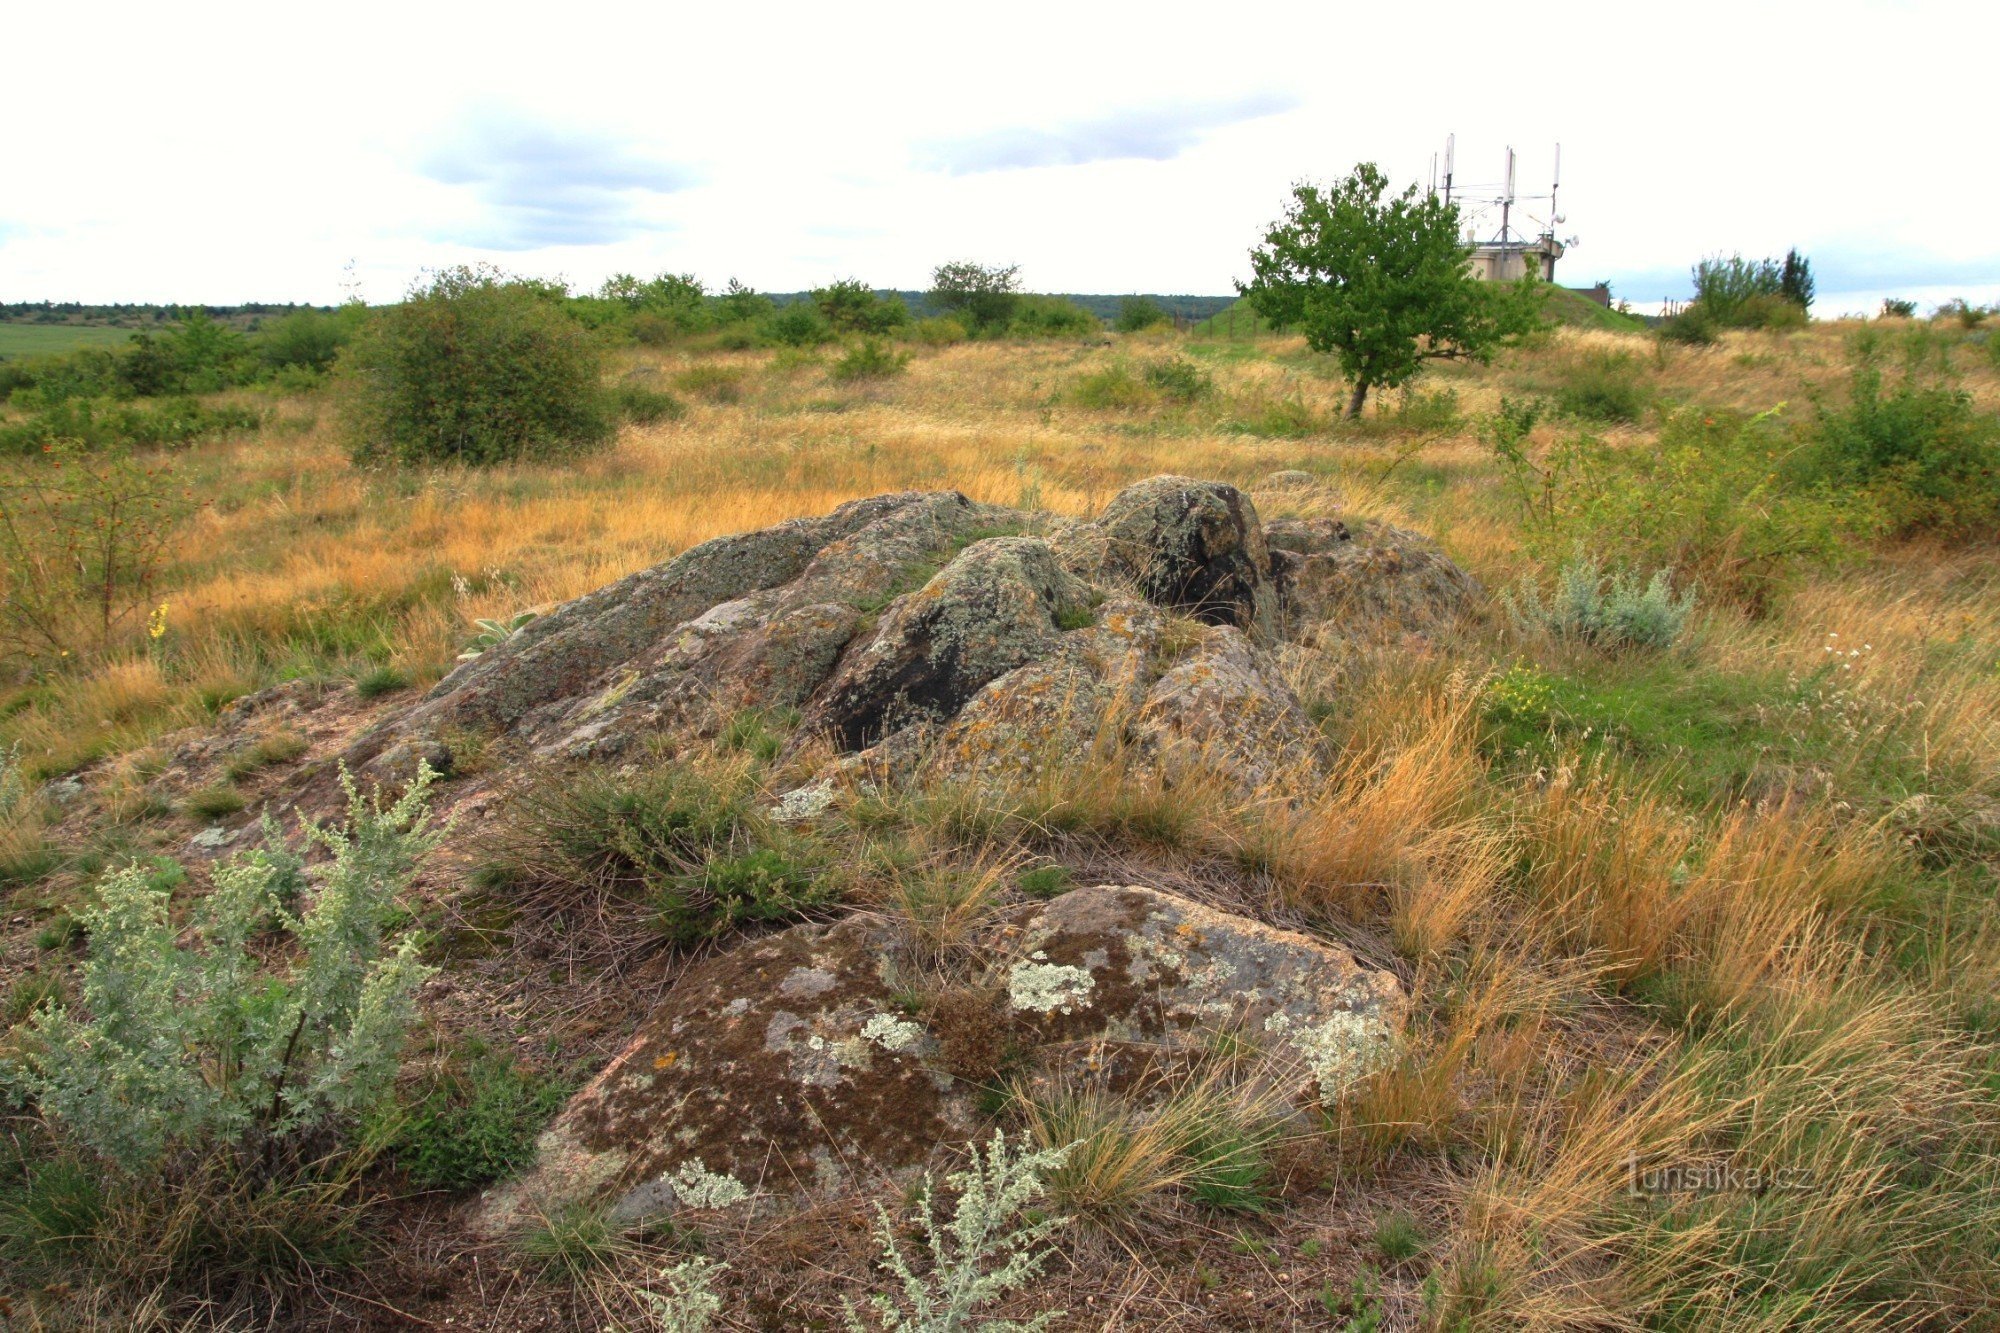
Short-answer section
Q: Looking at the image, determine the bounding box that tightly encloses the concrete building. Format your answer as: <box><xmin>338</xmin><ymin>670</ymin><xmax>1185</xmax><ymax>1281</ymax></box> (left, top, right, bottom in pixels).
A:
<box><xmin>1469</xmin><ymin>235</ymin><xmax>1565</xmax><ymax>283</ymax></box>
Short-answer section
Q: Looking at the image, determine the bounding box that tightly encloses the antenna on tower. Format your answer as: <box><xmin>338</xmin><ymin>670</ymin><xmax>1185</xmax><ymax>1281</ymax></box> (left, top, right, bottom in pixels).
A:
<box><xmin>1443</xmin><ymin>133</ymin><xmax>1456</xmax><ymax>207</ymax></box>
<box><xmin>1550</xmin><ymin>142</ymin><xmax>1562</xmax><ymax>231</ymax></box>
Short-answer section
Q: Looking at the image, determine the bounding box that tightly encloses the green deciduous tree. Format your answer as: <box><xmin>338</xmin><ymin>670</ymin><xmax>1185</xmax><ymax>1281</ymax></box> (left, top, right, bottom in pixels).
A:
<box><xmin>928</xmin><ymin>261</ymin><xmax>1021</xmax><ymax>335</ymax></box>
<box><xmin>1241</xmin><ymin>164</ymin><xmax>1538</xmax><ymax>418</ymax></box>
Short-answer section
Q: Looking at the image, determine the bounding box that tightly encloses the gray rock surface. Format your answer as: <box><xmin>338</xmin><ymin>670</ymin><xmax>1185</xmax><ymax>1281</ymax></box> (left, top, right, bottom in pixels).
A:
<box><xmin>479</xmin><ymin>885</ymin><xmax>1405</xmax><ymax>1232</ymax></box>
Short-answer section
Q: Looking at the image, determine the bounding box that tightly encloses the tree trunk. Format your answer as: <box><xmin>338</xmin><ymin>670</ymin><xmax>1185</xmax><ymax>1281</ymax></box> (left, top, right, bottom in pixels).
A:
<box><xmin>1345</xmin><ymin>380</ymin><xmax>1369</xmax><ymax>419</ymax></box>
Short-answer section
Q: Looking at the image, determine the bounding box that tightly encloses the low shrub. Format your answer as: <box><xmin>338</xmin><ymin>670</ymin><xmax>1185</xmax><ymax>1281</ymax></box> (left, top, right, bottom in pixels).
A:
<box><xmin>1492</xmin><ymin>406</ymin><xmax>1874</xmax><ymax>610</ymax></box>
<box><xmin>761</xmin><ymin>303</ymin><xmax>832</xmax><ymax>348</ymax></box>
<box><xmin>1656</xmin><ymin>304</ymin><xmax>1718</xmax><ymax>346</ymax></box>
<box><xmin>1008</xmin><ymin>295</ymin><xmax>1101</xmax><ymax>338</ymax></box>
<box><xmin>1143</xmin><ymin>357</ymin><xmax>1213</xmax><ymax>404</ymax></box>
<box><xmin>387</xmin><ymin>1048</ymin><xmax>569</xmax><ymax>1190</ymax></box>
<box><xmin>909</xmin><ymin>316</ymin><xmax>968</xmax><ymax>347</ymax></box>
<box><xmin>1388</xmin><ymin>386</ymin><xmax>1461</xmax><ymax>431</ymax></box>
<box><xmin>829</xmin><ymin>338</ymin><xmax>912</xmax><ymax>383</ymax></box>
<box><xmin>476</xmin><ymin>763</ymin><xmax>834</xmax><ymax>945</ymax></box>
<box><xmin>614</xmin><ymin>380</ymin><xmax>688</xmax><ymax>425</ymax></box>
<box><xmin>1880</xmin><ymin>298</ymin><xmax>1917</xmax><ymax>319</ymax></box>
<box><xmin>1552</xmin><ymin>351</ymin><xmax>1652</xmax><ymax>423</ymax></box>
<box><xmin>1810</xmin><ymin>355</ymin><xmax>2000</xmax><ymax>535</ymax></box>
<box><xmin>1504</xmin><ymin>554</ymin><xmax>1698</xmax><ymax>652</ymax></box>
<box><xmin>811</xmin><ymin>280</ymin><xmax>909</xmax><ymax>335</ymax></box>
<box><xmin>0</xmin><ymin>395</ymin><xmax>262</xmax><ymax>455</ymax></box>
<box><xmin>338</xmin><ymin>266</ymin><xmax>614</xmax><ymax>467</ymax></box>
<box><xmin>672</xmin><ymin>364</ymin><xmax>746</xmax><ymax>403</ymax></box>
<box><xmin>0</xmin><ymin>766</ymin><xmax>441</xmax><ymax>1286</ymax></box>
<box><xmin>1068</xmin><ymin>364</ymin><xmax>1151</xmax><ymax>409</ymax></box>
<box><xmin>1115</xmin><ymin>296</ymin><xmax>1170</xmax><ymax>332</ymax></box>
<box><xmin>852</xmin><ymin>1131</ymin><xmax>1068</xmax><ymax>1330</ymax></box>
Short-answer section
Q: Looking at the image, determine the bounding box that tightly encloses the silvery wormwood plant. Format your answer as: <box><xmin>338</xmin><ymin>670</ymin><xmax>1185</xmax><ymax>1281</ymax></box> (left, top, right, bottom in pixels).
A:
<box><xmin>2</xmin><ymin>762</ymin><xmax>447</xmax><ymax>1176</ymax></box>
<box><xmin>848</xmin><ymin>1130</ymin><xmax>1072</xmax><ymax>1333</ymax></box>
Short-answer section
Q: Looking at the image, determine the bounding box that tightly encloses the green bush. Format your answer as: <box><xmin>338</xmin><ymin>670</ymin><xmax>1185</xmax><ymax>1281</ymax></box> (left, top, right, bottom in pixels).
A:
<box><xmin>1811</xmin><ymin>356</ymin><xmax>2000</xmax><ymax>535</ymax></box>
<box><xmin>673</xmin><ymin>364</ymin><xmax>746</xmax><ymax>403</ymax></box>
<box><xmin>1115</xmin><ymin>296</ymin><xmax>1170</xmax><ymax>332</ymax></box>
<box><xmin>1880</xmin><ymin>298</ymin><xmax>1918</xmax><ymax>319</ymax></box>
<box><xmin>910</xmin><ymin>316</ymin><xmax>968</xmax><ymax>347</ymax></box>
<box><xmin>0</xmin><ymin>395</ymin><xmax>262</xmax><ymax>455</ymax></box>
<box><xmin>476</xmin><ymin>765</ymin><xmax>833</xmax><ymax>945</ymax></box>
<box><xmin>829</xmin><ymin>338</ymin><xmax>912</xmax><ymax>383</ymax></box>
<box><xmin>119</xmin><ymin>311</ymin><xmax>254</xmax><ymax>397</ymax></box>
<box><xmin>388</xmin><ymin>1049</ymin><xmax>568</xmax><ymax>1191</ymax></box>
<box><xmin>1008</xmin><ymin>295</ymin><xmax>1100</xmax><ymax>338</ymax></box>
<box><xmin>257</xmin><ymin>305</ymin><xmax>367</xmax><ymax>376</ymax></box>
<box><xmin>812</xmin><ymin>280</ymin><xmax>910</xmax><ymax>335</ymax></box>
<box><xmin>1068</xmin><ymin>364</ymin><xmax>1150</xmax><ymax>409</ymax></box>
<box><xmin>1504</xmin><ymin>554</ymin><xmax>1698</xmax><ymax>652</ymax></box>
<box><xmin>337</xmin><ymin>266</ymin><xmax>614</xmax><ymax>467</ymax></box>
<box><xmin>1657</xmin><ymin>304</ymin><xmax>1718</xmax><ymax>346</ymax></box>
<box><xmin>1933</xmin><ymin>298</ymin><xmax>1987</xmax><ymax>330</ymax></box>
<box><xmin>662</xmin><ymin>848</ymin><xmax>826</xmax><ymax>944</ymax></box>
<box><xmin>1552</xmin><ymin>351</ymin><xmax>1652</xmax><ymax>423</ymax></box>
<box><xmin>1388</xmin><ymin>386</ymin><xmax>1460</xmax><ymax>431</ymax></box>
<box><xmin>762</xmin><ymin>303</ymin><xmax>833</xmax><ymax>348</ymax></box>
<box><xmin>614</xmin><ymin>380</ymin><xmax>687</xmax><ymax>425</ymax></box>
<box><xmin>1494</xmin><ymin>407</ymin><xmax>1874</xmax><ymax>610</ymax></box>
<box><xmin>1143</xmin><ymin>357</ymin><xmax>1213</xmax><ymax>404</ymax></box>
<box><xmin>928</xmin><ymin>261</ymin><xmax>1021</xmax><ymax>335</ymax></box>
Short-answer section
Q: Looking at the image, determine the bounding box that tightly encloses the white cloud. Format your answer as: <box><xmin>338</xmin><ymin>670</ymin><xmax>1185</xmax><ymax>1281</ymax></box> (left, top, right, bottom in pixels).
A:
<box><xmin>0</xmin><ymin>0</ymin><xmax>1992</xmax><ymax>306</ymax></box>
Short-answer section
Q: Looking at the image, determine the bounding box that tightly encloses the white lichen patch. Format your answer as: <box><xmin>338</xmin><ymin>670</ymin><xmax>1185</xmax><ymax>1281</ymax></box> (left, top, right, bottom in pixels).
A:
<box><xmin>769</xmin><ymin>778</ymin><xmax>838</xmax><ymax>825</ymax></box>
<box><xmin>779</xmin><ymin>966</ymin><xmax>838</xmax><ymax>999</ymax></box>
<box><xmin>1265</xmin><ymin>1009</ymin><xmax>1391</xmax><ymax>1100</ymax></box>
<box><xmin>667</xmin><ymin>1158</ymin><xmax>750</xmax><ymax>1210</ymax></box>
<box><xmin>1008</xmin><ymin>958</ymin><xmax>1096</xmax><ymax>1015</ymax></box>
<box><xmin>861</xmin><ymin>1012</ymin><xmax>927</xmax><ymax>1053</ymax></box>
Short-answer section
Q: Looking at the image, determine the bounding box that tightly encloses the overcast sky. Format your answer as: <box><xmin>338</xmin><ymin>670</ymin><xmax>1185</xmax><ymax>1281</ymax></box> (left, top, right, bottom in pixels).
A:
<box><xmin>4</xmin><ymin>0</ymin><xmax>1993</xmax><ymax>317</ymax></box>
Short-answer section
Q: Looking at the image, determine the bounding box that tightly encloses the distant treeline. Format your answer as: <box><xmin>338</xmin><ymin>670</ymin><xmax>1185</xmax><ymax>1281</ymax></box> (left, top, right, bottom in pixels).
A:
<box><xmin>3</xmin><ymin>293</ymin><xmax>1239</xmax><ymax>327</ymax></box>
<box><xmin>764</xmin><ymin>291</ymin><xmax>1237</xmax><ymax>322</ymax></box>
<box><xmin>1</xmin><ymin>301</ymin><xmax>338</xmax><ymax>327</ymax></box>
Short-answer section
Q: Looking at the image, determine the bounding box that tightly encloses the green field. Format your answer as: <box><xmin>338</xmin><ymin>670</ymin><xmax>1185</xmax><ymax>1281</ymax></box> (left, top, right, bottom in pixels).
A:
<box><xmin>0</xmin><ymin>323</ymin><xmax>136</xmax><ymax>359</ymax></box>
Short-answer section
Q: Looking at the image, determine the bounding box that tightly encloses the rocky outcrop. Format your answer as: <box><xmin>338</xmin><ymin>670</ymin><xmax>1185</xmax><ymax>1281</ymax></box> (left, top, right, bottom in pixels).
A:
<box><xmin>1265</xmin><ymin>516</ymin><xmax>1480</xmax><ymax>637</ymax></box>
<box><xmin>1063</xmin><ymin>476</ymin><xmax>1278</xmax><ymax>638</ymax></box>
<box><xmin>479</xmin><ymin>885</ymin><xmax>1405</xmax><ymax>1232</ymax></box>
<box><xmin>320</xmin><ymin>475</ymin><xmax>1477</xmax><ymax>807</ymax></box>
<box><xmin>800</xmin><ymin>536</ymin><xmax>1089</xmax><ymax>751</ymax></box>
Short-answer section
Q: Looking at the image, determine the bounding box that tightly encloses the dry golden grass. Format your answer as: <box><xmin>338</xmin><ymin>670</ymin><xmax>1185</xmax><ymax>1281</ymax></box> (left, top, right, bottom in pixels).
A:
<box><xmin>6</xmin><ymin>317</ymin><xmax>2000</xmax><ymax>1328</ymax></box>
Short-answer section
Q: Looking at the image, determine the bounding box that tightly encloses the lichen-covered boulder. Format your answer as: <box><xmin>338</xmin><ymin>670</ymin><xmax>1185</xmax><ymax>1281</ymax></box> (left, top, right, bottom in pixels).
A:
<box><xmin>1267</xmin><ymin>516</ymin><xmax>1481</xmax><ymax>636</ymax></box>
<box><xmin>1080</xmin><ymin>476</ymin><xmax>1278</xmax><ymax>639</ymax></box>
<box><xmin>800</xmin><ymin>536</ymin><xmax>1091</xmax><ymax>752</ymax></box>
<box><xmin>481</xmin><ymin>885</ymin><xmax>1404</xmax><ymax>1232</ymax></box>
<box><xmin>1132</xmin><ymin>625</ymin><xmax>1325</xmax><ymax>794</ymax></box>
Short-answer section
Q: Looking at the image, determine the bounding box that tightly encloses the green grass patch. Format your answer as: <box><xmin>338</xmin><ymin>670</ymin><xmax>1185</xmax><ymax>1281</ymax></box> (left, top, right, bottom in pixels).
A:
<box><xmin>0</xmin><ymin>324</ymin><xmax>137</xmax><ymax>358</ymax></box>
